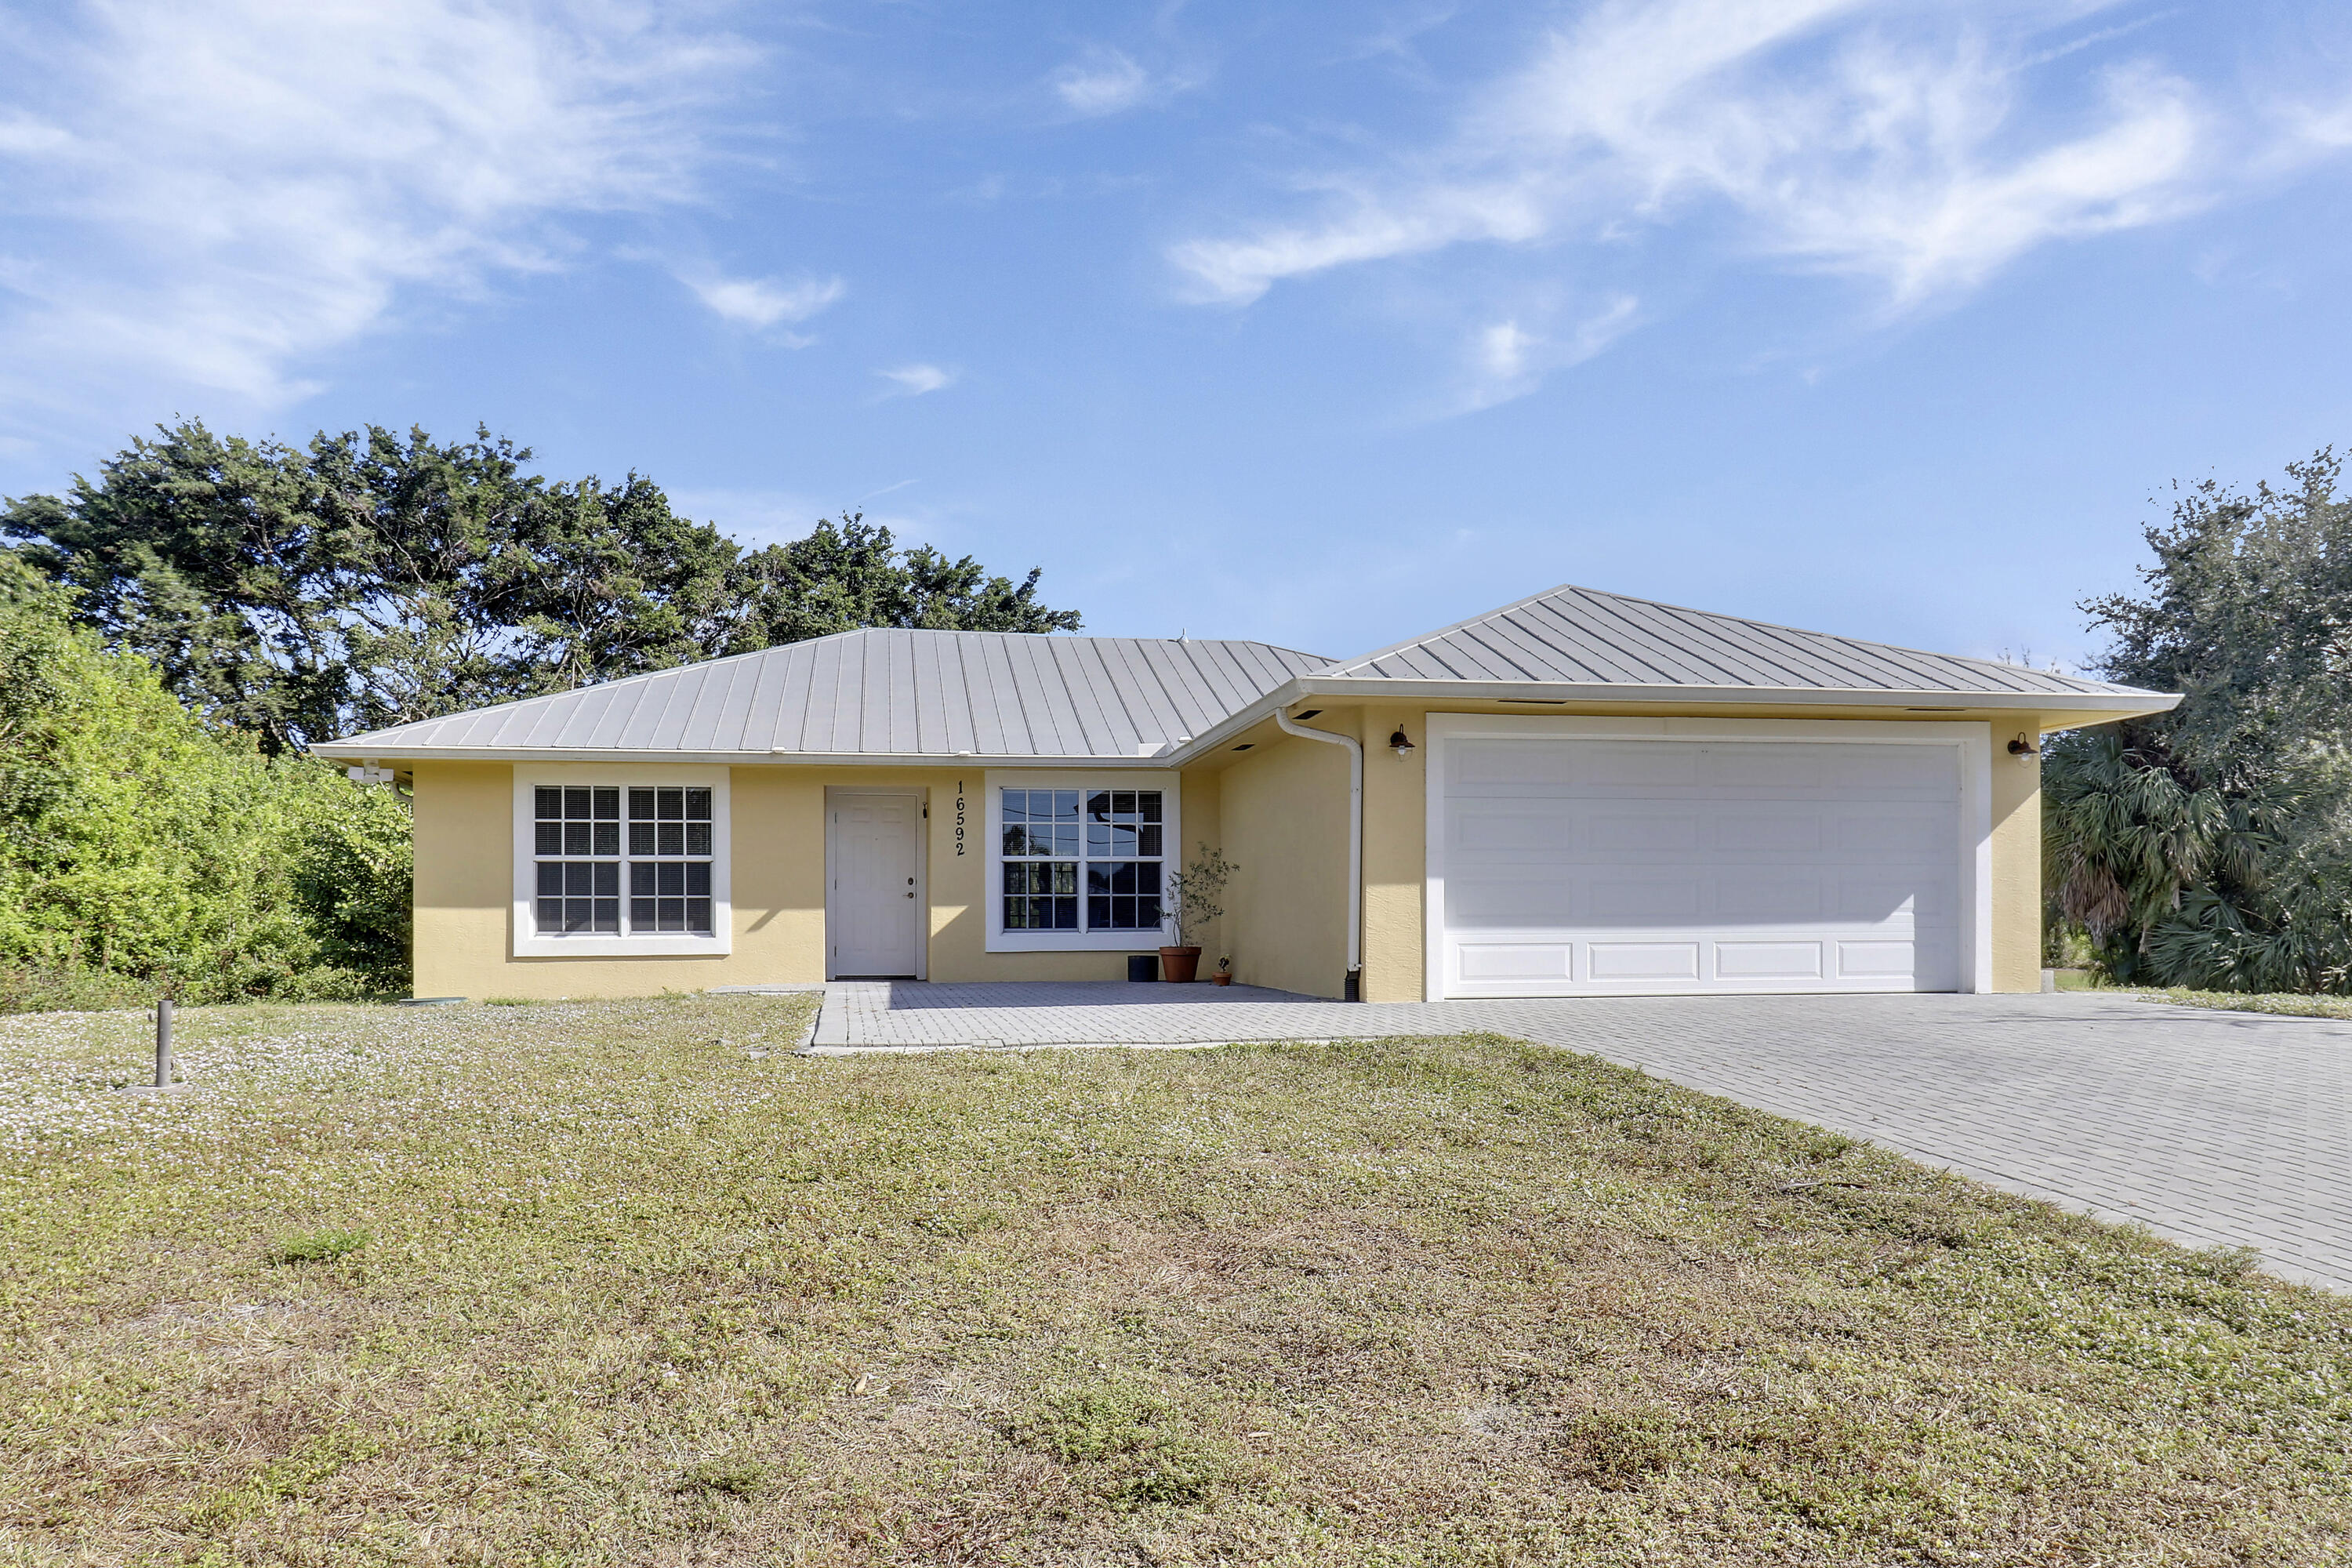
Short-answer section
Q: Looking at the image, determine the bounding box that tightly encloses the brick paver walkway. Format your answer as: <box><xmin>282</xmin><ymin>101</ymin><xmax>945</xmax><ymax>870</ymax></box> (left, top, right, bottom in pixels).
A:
<box><xmin>762</xmin><ymin>982</ymin><xmax>2352</xmax><ymax>1291</ymax></box>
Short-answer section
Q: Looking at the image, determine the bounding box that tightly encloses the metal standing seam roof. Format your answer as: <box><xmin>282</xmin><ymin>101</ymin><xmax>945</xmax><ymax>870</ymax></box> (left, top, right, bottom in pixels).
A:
<box><xmin>315</xmin><ymin>583</ymin><xmax>2177</xmax><ymax>762</ymax></box>
<box><xmin>319</xmin><ymin>628</ymin><xmax>1334</xmax><ymax>760</ymax></box>
<box><xmin>1316</xmin><ymin>582</ymin><xmax>2162</xmax><ymax>700</ymax></box>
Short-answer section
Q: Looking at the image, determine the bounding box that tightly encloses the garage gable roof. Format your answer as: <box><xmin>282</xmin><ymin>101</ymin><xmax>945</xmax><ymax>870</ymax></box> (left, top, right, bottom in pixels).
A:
<box><xmin>1319</xmin><ymin>582</ymin><xmax>2154</xmax><ymax>700</ymax></box>
<box><xmin>319</xmin><ymin>627</ymin><xmax>1331</xmax><ymax>761</ymax></box>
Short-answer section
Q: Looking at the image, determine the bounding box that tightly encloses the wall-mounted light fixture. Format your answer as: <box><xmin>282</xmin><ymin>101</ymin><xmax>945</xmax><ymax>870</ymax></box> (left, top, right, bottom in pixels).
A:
<box><xmin>2006</xmin><ymin>733</ymin><xmax>2041</xmax><ymax>759</ymax></box>
<box><xmin>1389</xmin><ymin>728</ymin><xmax>1417</xmax><ymax>757</ymax></box>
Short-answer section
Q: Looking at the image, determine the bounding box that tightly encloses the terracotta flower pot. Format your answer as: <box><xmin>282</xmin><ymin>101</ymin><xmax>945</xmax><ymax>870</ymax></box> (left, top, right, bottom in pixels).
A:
<box><xmin>1158</xmin><ymin>946</ymin><xmax>1202</xmax><ymax>983</ymax></box>
<box><xmin>1210</xmin><ymin>971</ymin><xmax>1233</xmax><ymax>986</ymax></box>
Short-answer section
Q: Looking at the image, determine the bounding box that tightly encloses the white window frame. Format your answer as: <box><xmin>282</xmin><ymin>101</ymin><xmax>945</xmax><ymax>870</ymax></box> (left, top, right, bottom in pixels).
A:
<box><xmin>1421</xmin><ymin>714</ymin><xmax>1992</xmax><ymax>999</ymax></box>
<box><xmin>511</xmin><ymin>767</ymin><xmax>733</xmax><ymax>958</ymax></box>
<box><xmin>983</xmin><ymin>769</ymin><xmax>1181</xmax><ymax>953</ymax></box>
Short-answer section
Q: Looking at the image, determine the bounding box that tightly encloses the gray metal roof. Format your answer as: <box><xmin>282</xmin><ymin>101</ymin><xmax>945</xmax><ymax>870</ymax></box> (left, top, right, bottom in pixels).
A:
<box><xmin>317</xmin><ymin>583</ymin><xmax>2176</xmax><ymax>763</ymax></box>
<box><xmin>1319</xmin><ymin>583</ymin><xmax>2156</xmax><ymax>699</ymax></box>
<box><xmin>321</xmin><ymin>629</ymin><xmax>1333</xmax><ymax>761</ymax></box>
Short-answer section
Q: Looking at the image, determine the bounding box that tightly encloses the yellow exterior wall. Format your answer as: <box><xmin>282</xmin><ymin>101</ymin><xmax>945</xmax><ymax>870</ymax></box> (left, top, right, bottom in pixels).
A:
<box><xmin>410</xmin><ymin>760</ymin><xmax>1227</xmax><ymax>999</ymax></box>
<box><xmin>1174</xmin><ymin>768</ymin><xmax>1224</xmax><ymax>961</ymax></box>
<box><xmin>1988</xmin><ymin>747</ymin><xmax>2042</xmax><ymax>993</ymax></box>
<box><xmin>920</xmin><ymin>764</ymin><xmax>1216</xmax><ymax>983</ymax></box>
<box><xmin>408</xmin><ymin>706</ymin><xmax>2045</xmax><ymax>1001</ymax></box>
<box><xmin>410</xmin><ymin>763</ymin><xmax>512</xmax><ymax>997</ymax></box>
<box><xmin>412</xmin><ymin>761</ymin><xmax>826</xmax><ymax>1000</ymax></box>
<box><xmin>1358</xmin><ymin>706</ymin><xmax>1428</xmax><ymax>1003</ymax></box>
<box><xmin>1217</xmin><ymin>729</ymin><xmax>1351</xmax><ymax>998</ymax></box>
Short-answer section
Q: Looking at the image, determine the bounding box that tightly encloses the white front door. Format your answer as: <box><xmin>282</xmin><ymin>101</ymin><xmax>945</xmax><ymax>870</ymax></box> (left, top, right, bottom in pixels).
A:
<box><xmin>829</xmin><ymin>794</ymin><xmax>923</xmax><ymax>978</ymax></box>
<box><xmin>1437</xmin><ymin>737</ymin><xmax>1963</xmax><ymax>996</ymax></box>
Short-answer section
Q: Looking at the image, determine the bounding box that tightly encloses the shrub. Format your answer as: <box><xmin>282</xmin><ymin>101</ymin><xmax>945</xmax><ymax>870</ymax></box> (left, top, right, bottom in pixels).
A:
<box><xmin>0</xmin><ymin>554</ymin><xmax>412</xmax><ymax>1007</ymax></box>
<box><xmin>0</xmin><ymin>963</ymin><xmax>154</xmax><ymax>1014</ymax></box>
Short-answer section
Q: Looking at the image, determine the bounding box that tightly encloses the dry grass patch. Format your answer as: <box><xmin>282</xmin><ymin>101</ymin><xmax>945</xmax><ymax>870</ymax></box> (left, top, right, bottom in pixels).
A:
<box><xmin>2</xmin><ymin>995</ymin><xmax>2348</xmax><ymax>1566</ymax></box>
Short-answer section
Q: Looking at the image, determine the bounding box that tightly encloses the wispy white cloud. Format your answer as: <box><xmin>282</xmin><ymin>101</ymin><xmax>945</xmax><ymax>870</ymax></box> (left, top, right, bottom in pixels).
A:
<box><xmin>1457</xmin><ymin>294</ymin><xmax>1640</xmax><ymax>412</ymax></box>
<box><xmin>2017</xmin><ymin>9</ymin><xmax>2180</xmax><ymax>71</ymax></box>
<box><xmin>877</xmin><ymin>363</ymin><xmax>956</xmax><ymax>397</ymax></box>
<box><xmin>2291</xmin><ymin>97</ymin><xmax>2352</xmax><ymax>151</ymax></box>
<box><xmin>672</xmin><ymin>484</ymin><xmax>959</xmax><ymax>555</ymax></box>
<box><xmin>0</xmin><ymin>115</ymin><xmax>71</xmax><ymax>155</ymax></box>
<box><xmin>1051</xmin><ymin>45</ymin><xmax>1192</xmax><ymax>118</ymax></box>
<box><xmin>667</xmin><ymin>486</ymin><xmax>835</xmax><ymax>546</ymax></box>
<box><xmin>681</xmin><ymin>272</ymin><xmax>845</xmax><ymax>336</ymax></box>
<box><xmin>0</xmin><ymin>0</ymin><xmax>750</xmax><ymax>418</ymax></box>
<box><xmin>1171</xmin><ymin>0</ymin><xmax>2246</xmax><ymax>336</ymax></box>
<box><xmin>1343</xmin><ymin>3</ymin><xmax>1465</xmax><ymax>67</ymax></box>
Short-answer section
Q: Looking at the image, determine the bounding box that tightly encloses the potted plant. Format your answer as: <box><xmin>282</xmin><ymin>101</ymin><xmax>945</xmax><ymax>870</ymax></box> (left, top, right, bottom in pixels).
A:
<box><xmin>1211</xmin><ymin>956</ymin><xmax>1233</xmax><ymax>986</ymax></box>
<box><xmin>1159</xmin><ymin>844</ymin><xmax>1235</xmax><ymax>984</ymax></box>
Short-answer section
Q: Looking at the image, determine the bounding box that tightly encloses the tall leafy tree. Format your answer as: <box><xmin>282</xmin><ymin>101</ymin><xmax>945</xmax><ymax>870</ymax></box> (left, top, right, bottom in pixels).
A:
<box><xmin>2084</xmin><ymin>451</ymin><xmax>2352</xmax><ymax>782</ymax></box>
<box><xmin>3</xmin><ymin>423</ymin><xmax>359</xmax><ymax>752</ymax></box>
<box><xmin>2047</xmin><ymin>449</ymin><xmax>2352</xmax><ymax>990</ymax></box>
<box><xmin>3</xmin><ymin>420</ymin><xmax>1081</xmax><ymax>751</ymax></box>
<box><xmin>734</xmin><ymin>512</ymin><xmax>1083</xmax><ymax>644</ymax></box>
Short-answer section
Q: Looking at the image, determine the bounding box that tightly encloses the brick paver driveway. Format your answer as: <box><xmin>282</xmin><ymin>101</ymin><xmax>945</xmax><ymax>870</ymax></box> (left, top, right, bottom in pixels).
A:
<box><xmin>764</xmin><ymin>982</ymin><xmax>2352</xmax><ymax>1291</ymax></box>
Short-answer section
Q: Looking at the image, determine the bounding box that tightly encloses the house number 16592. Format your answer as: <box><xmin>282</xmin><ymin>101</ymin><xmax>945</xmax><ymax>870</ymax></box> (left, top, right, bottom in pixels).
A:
<box><xmin>954</xmin><ymin>781</ymin><xmax>966</xmax><ymax>856</ymax></box>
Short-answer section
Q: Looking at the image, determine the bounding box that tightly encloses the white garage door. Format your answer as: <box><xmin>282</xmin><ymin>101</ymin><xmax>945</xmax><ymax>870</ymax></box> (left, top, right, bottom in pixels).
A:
<box><xmin>1438</xmin><ymin>737</ymin><xmax>1962</xmax><ymax>997</ymax></box>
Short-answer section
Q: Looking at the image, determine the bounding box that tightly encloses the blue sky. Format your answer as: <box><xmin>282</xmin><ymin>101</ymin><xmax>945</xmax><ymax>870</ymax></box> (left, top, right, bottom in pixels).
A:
<box><xmin>2</xmin><ymin>0</ymin><xmax>2349</xmax><ymax>670</ymax></box>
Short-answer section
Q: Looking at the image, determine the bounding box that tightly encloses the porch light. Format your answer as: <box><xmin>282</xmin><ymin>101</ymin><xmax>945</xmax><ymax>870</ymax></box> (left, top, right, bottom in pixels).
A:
<box><xmin>1389</xmin><ymin>728</ymin><xmax>1416</xmax><ymax>757</ymax></box>
<box><xmin>2007</xmin><ymin>733</ymin><xmax>2041</xmax><ymax>758</ymax></box>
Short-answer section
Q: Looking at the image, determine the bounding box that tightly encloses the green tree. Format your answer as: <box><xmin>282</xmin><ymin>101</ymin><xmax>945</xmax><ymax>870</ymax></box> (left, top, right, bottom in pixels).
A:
<box><xmin>2084</xmin><ymin>450</ymin><xmax>2352</xmax><ymax>782</ymax></box>
<box><xmin>3</xmin><ymin>421</ymin><xmax>1081</xmax><ymax>752</ymax></box>
<box><xmin>732</xmin><ymin>511</ymin><xmax>1083</xmax><ymax>644</ymax></box>
<box><xmin>0</xmin><ymin>550</ymin><xmax>411</xmax><ymax>1003</ymax></box>
<box><xmin>2046</xmin><ymin>449</ymin><xmax>2352</xmax><ymax>990</ymax></box>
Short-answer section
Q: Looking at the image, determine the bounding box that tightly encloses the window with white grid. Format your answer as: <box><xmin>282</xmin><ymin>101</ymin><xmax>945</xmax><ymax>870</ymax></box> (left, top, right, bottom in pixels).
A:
<box><xmin>531</xmin><ymin>784</ymin><xmax>713</xmax><ymax>936</ymax></box>
<box><xmin>983</xmin><ymin>771</ymin><xmax>1178</xmax><ymax>953</ymax></box>
<box><xmin>1000</xmin><ymin>787</ymin><xmax>1163</xmax><ymax>934</ymax></box>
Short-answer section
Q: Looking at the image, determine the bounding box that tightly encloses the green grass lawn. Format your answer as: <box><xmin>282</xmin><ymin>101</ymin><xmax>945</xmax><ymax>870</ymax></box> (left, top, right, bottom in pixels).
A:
<box><xmin>4</xmin><ymin>996</ymin><xmax>2349</xmax><ymax>1566</ymax></box>
<box><xmin>2136</xmin><ymin>989</ymin><xmax>2352</xmax><ymax>1022</ymax></box>
<box><xmin>2048</xmin><ymin>966</ymin><xmax>2352</xmax><ymax>1019</ymax></box>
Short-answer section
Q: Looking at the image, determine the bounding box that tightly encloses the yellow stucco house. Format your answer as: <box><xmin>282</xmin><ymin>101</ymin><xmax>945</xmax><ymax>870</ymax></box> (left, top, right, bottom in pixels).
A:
<box><xmin>314</xmin><ymin>583</ymin><xmax>2177</xmax><ymax>1003</ymax></box>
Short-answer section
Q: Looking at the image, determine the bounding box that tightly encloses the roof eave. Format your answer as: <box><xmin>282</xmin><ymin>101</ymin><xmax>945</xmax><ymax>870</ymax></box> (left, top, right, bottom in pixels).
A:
<box><xmin>307</xmin><ymin>741</ymin><xmax>1192</xmax><ymax>768</ymax></box>
<box><xmin>1295</xmin><ymin>677</ymin><xmax>2177</xmax><ymax>711</ymax></box>
<box><xmin>1162</xmin><ymin>677</ymin><xmax>2180</xmax><ymax>763</ymax></box>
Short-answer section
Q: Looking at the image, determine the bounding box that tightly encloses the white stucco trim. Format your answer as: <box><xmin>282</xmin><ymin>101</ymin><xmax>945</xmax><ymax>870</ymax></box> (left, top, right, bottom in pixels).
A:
<box><xmin>982</xmin><ymin>769</ymin><xmax>1182</xmax><ymax>953</ymax></box>
<box><xmin>510</xmin><ymin>766</ymin><xmax>733</xmax><ymax>958</ymax></box>
<box><xmin>1421</xmin><ymin>714</ymin><xmax>1993</xmax><ymax>1000</ymax></box>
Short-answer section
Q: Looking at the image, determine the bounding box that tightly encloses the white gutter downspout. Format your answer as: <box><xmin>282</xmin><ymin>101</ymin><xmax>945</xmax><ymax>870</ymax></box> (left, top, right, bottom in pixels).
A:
<box><xmin>1275</xmin><ymin>708</ymin><xmax>1363</xmax><ymax>1000</ymax></box>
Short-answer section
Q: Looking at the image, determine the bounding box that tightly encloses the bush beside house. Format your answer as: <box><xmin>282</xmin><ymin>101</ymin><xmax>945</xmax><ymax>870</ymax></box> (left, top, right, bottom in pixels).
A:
<box><xmin>0</xmin><ymin>555</ymin><xmax>411</xmax><ymax>1009</ymax></box>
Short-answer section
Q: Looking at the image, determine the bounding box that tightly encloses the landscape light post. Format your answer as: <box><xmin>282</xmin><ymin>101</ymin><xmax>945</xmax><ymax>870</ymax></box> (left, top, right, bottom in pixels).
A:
<box><xmin>155</xmin><ymin>996</ymin><xmax>173</xmax><ymax>1089</ymax></box>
